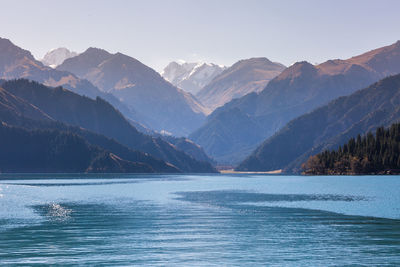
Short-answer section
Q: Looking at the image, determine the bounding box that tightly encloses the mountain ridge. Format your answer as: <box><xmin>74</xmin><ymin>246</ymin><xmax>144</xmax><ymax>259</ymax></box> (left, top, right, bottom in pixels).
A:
<box><xmin>195</xmin><ymin>57</ymin><xmax>285</xmax><ymax>110</ymax></box>
<box><xmin>0</xmin><ymin>123</ymin><xmax>156</xmax><ymax>173</ymax></box>
<box><xmin>191</xmin><ymin>41</ymin><xmax>400</xmax><ymax>164</ymax></box>
<box><xmin>1</xmin><ymin>79</ymin><xmax>216</xmax><ymax>173</ymax></box>
<box><xmin>0</xmin><ymin>37</ymin><xmax>137</xmax><ymax>123</ymax></box>
<box><xmin>58</xmin><ymin>48</ymin><xmax>208</xmax><ymax>136</ymax></box>
<box><xmin>237</xmin><ymin>74</ymin><xmax>400</xmax><ymax>173</ymax></box>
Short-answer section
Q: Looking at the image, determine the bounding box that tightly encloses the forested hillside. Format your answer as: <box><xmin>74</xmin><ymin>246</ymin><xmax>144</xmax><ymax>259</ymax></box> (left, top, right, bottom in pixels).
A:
<box><xmin>0</xmin><ymin>123</ymin><xmax>154</xmax><ymax>173</ymax></box>
<box><xmin>237</xmin><ymin>74</ymin><xmax>400</xmax><ymax>173</ymax></box>
<box><xmin>303</xmin><ymin>123</ymin><xmax>400</xmax><ymax>175</ymax></box>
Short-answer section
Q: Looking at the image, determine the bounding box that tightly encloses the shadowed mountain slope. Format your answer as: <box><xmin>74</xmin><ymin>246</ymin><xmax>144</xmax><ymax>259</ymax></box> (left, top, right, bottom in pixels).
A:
<box><xmin>0</xmin><ymin>123</ymin><xmax>155</xmax><ymax>173</ymax></box>
<box><xmin>0</xmin><ymin>84</ymin><xmax>179</xmax><ymax>173</ymax></box>
<box><xmin>1</xmin><ymin>79</ymin><xmax>216</xmax><ymax>173</ymax></box>
<box><xmin>237</xmin><ymin>74</ymin><xmax>400</xmax><ymax>173</ymax></box>
<box><xmin>191</xmin><ymin>41</ymin><xmax>400</xmax><ymax>164</ymax></box>
<box><xmin>58</xmin><ymin>48</ymin><xmax>208</xmax><ymax>136</ymax></box>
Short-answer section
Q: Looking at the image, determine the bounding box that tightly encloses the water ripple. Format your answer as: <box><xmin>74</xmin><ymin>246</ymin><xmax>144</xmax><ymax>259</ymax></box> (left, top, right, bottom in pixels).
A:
<box><xmin>174</xmin><ymin>190</ymin><xmax>369</xmax><ymax>204</ymax></box>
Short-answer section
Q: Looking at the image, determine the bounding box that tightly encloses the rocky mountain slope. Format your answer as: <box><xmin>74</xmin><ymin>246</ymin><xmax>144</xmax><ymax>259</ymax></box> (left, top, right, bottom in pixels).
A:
<box><xmin>191</xmin><ymin>41</ymin><xmax>400</xmax><ymax>164</ymax></box>
<box><xmin>58</xmin><ymin>48</ymin><xmax>208</xmax><ymax>136</ymax></box>
<box><xmin>0</xmin><ymin>84</ymin><xmax>178</xmax><ymax>173</ymax></box>
<box><xmin>196</xmin><ymin>58</ymin><xmax>285</xmax><ymax>110</ymax></box>
<box><xmin>237</xmin><ymin>74</ymin><xmax>400</xmax><ymax>173</ymax></box>
<box><xmin>1</xmin><ymin>79</ymin><xmax>216</xmax><ymax>173</ymax></box>
<box><xmin>0</xmin><ymin>37</ymin><xmax>135</xmax><ymax>121</ymax></box>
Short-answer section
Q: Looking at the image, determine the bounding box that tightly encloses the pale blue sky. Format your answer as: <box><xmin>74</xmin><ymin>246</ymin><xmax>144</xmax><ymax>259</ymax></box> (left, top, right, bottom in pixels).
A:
<box><xmin>1</xmin><ymin>0</ymin><xmax>399</xmax><ymax>71</ymax></box>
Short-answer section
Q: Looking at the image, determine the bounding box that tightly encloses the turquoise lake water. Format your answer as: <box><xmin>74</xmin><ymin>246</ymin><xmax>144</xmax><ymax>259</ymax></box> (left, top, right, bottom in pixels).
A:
<box><xmin>0</xmin><ymin>174</ymin><xmax>400</xmax><ymax>266</ymax></box>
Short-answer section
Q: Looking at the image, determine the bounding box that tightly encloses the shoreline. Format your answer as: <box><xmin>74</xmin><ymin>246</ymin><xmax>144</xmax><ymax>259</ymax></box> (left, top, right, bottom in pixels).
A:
<box><xmin>219</xmin><ymin>169</ymin><xmax>282</xmax><ymax>174</ymax></box>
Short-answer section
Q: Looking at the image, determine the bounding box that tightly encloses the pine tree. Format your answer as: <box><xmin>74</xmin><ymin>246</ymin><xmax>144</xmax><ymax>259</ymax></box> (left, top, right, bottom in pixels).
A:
<box><xmin>303</xmin><ymin>123</ymin><xmax>400</xmax><ymax>175</ymax></box>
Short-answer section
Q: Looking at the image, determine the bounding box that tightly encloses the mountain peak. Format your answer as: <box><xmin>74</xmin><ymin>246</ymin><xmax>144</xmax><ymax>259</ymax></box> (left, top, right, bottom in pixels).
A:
<box><xmin>112</xmin><ymin>52</ymin><xmax>140</xmax><ymax>63</ymax></box>
<box><xmin>0</xmin><ymin>37</ymin><xmax>35</xmax><ymax>62</ymax></box>
<box><xmin>234</xmin><ymin>57</ymin><xmax>281</xmax><ymax>67</ymax></box>
<box><xmin>315</xmin><ymin>40</ymin><xmax>400</xmax><ymax>76</ymax></box>
<box><xmin>271</xmin><ymin>61</ymin><xmax>315</xmax><ymax>81</ymax></box>
<box><xmin>292</xmin><ymin>61</ymin><xmax>314</xmax><ymax>67</ymax></box>
<box><xmin>195</xmin><ymin>57</ymin><xmax>285</xmax><ymax>111</ymax></box>
<box><xmin>57</xmin><ymin>50</ymin><xmax>207</xmax><ymax>136</ymax></box>
<box><xmin>98</xmin><ymin>52</ymin><xmax>156</xmax><ymax>77</ymax></box>
<box><xmin>57</xmin><ymin>47</ymin><xmax>113</xmax><ymax>77</ymax></box>
<box><xmin>161</xmin><ymin>60</ymin><xmax>226</xmax><ymax>95</ymax></box>
<box><xmin>85</xmin><ymin>47</ymin><xmax>107</xmax><ymax>53</ymax></box>
<box><xmin>0</xmin><ymin>37</ymin><xmax>14</xmax><ymax>46</ymax></box>
<box><xmin>41</xmin><ymin>47</ymin><xmax>78</xmax><ymax>68</ymax></box>
<box><xmin>83</xmin><ymin>47</ymin><xmax>112</xmax><ymax>57</ymax></box>
<box><xmin>241</xmin><ymin>57</ymin><xmax>271</xmax><ymax>63</ymax></box>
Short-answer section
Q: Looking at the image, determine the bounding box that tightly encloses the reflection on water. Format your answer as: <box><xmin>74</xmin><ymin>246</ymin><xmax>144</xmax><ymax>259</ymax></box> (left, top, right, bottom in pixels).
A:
<box><xmin>0</xmin><ymin>174</ymin><xmax>400</xmax><ymax>265</ymax></box>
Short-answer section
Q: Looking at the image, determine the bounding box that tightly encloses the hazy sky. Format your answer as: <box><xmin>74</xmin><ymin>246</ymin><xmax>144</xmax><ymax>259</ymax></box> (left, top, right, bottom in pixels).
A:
<box><xmin>1</xmin><ymin>0</ymin><xmax>399</xmax><ymax>71</ymax></box>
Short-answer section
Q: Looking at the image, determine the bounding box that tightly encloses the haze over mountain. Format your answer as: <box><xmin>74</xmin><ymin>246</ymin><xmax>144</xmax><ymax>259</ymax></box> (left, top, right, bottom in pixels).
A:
<box><xmin>58</xmin><ymin>48</ymin><xmax>208</xmax><ymax>136</ymax></box>
<box><xmin>1</xmin><ymin>79</ymin><xmax>216</xmax><ymax>173</ymax></box>
<box><xmin>237</xmin><ymin>74</ymin><xmax>400</xmax><ymax>173</ymax></box>
<box><xmin>0</xmin><ymin>37</ymin><xmax>135</xmax><ymax>121</ymax></box>
<box><xmin>161</xmin><ymin>61</ymin><xmax>226</xmax><ymax>95</ymax></box>
<box><xmin>0</xmin><ymin>81</ymin><xmax>181</xmax><ymax>173</ymax></box>
<box><xmin>41</xmin><ymin>47</ymin><xmax>78</xmax><ymax>68</ymax></box>
<box><xmin>196</xmin><ymin>58</ymin><xmax>285</xmax><ymax>110</ymax></box>
<box><xmin>0</xmin><ymin>38</ymin><xmax>214</xmax><ymax>167</ymax></box>
<box><xmin>190</xmin><ymin>41</ymin><xmax>400</xmax><ymax>164</ymax></box>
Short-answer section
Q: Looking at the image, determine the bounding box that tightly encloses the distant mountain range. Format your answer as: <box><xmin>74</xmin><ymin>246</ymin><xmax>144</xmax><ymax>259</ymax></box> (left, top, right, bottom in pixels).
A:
<box><xmin>0</xmin><ymin>83</ymin><xmax>177</xmax><ymax>173</ymax></box>
<box><xmin>196</xmin><ymin>58</ymin><xmax>285</xmax><ymax>110</ymax></box>
<box><xmin>0</xmin><ymin>79</ymin><xmax>216</xmax><ymax>173</ymax></box>
<box><xmin>41</xmin><ymin>47</ymin><xmax>78</xmax><ymax>68</ymax></box>
<box><xmin>161</xmin><ymin>61</ymin><xmax>226</xmax><ymax>95</ymax></box>
<box><xmin>0</xmin><ymin>38</ymin><xmax>213</xmax><ymax>163</ymax></box>
<box><xmin>0</xmin><ymin>37</ymin><xmax>135</xmax><ymax>121</ymax></box>
<box><xmin>190</xmin><ymin>41</ymin><xmax>400</xmax><ymax>164</ymax></box>
<box><xmin>237</xmin><ymin>73</ymin><xmax>400</xmax><ymax>173</ymax></box>
<box><xmin>57</xmin><ymin>48</ymin><xmax>208</xmax><ymax>136</ymax></box>
<box><xmin>2</xmin><ymin>36</ymin><xmax>400</xmax><ymax>174</ymax></box>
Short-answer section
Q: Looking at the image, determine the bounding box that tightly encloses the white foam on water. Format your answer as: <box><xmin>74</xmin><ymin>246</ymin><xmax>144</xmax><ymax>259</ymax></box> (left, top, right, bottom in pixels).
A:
<box><xmin>46</xmin><ymin>203</ymin><xmax>72</xmax><ymax>221</ymax></box>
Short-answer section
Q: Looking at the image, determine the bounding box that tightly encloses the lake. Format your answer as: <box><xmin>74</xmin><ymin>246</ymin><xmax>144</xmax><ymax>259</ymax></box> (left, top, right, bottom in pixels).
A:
<box><xmin>1</xmin><ymin>174</ymin><xmax>400</xmax><ymax>266</ymax></box>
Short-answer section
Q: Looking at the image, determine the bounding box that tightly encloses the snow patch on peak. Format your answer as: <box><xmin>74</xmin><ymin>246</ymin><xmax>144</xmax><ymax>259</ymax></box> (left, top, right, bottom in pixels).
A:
<box><xmin>41</xmin><ymin>47</ymin><xmax>78</xmax><ymax>68</ymax></box>
<box><xmin>162</xmin><ymin>61</ymin><xmax>226</xmax><ymax>94</ymax></box>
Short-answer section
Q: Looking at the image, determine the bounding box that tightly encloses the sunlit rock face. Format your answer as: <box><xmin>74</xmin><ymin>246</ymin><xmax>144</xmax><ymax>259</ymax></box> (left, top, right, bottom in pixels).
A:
<box><xmin>196</xmin><ymin>57</ymin><xmax>285</xmax><ymax>110</ymax></box>
<box><xmin>190</xmin><ymin>41</ymin><xmax>400</xmax><ymax>165</ymax></box>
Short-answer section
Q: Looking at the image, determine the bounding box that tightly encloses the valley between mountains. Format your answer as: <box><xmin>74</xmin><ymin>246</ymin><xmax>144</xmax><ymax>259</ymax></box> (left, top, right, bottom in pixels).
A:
<box><xmin>1</xmin><ymin>37</ymin><xmax>400</xmax><ymax>174</ymax></box>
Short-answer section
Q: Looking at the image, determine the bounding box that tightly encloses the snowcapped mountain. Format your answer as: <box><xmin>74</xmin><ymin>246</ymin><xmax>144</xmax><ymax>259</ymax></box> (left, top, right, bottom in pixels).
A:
<box><xmin>41</xmin><ymin>47</ymin><xmax>78</xmax><ymax>68</ymax></box>
<box><xmin>57</xmin><ymin>48</ymin><xmax>209</xmax><ymax>136</ymax></box>
<box><xmin>162</xmin><ymin>61</ymin><xmax>226</xmax><ymax>94</ymax></box>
